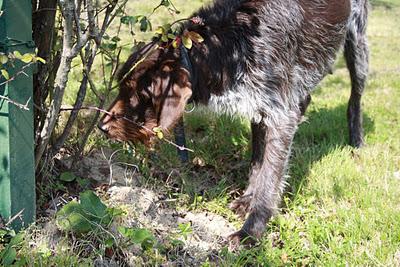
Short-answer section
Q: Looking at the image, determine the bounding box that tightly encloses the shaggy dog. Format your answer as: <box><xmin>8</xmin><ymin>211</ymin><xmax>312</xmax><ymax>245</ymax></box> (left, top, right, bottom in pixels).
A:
<box><xmin>99</xmin><ymin>0</ymin><xmax>369</xmax><ymax>246</ymax></box>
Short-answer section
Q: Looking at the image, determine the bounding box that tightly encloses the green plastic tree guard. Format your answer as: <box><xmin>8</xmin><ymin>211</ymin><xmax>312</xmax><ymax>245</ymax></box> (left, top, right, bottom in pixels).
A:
<box><xmin>0</xmin><ymin>0</ymin><xmax>35</xmax><ymax>230</ymax></box>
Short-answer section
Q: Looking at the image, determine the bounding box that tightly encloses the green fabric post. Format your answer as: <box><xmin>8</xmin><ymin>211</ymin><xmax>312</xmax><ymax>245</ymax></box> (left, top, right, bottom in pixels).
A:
<box><xmin>0</xmin><ymin>0</ymin><xmax>35</xmax><ymax>230</ymax></box>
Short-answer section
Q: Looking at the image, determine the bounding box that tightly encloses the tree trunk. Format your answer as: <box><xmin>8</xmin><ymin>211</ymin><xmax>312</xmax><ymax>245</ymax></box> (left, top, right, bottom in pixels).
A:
<box><xmin>32</xmin><ymin>0</ymin><xmax>58</xmax><ymax>133</ymax></box>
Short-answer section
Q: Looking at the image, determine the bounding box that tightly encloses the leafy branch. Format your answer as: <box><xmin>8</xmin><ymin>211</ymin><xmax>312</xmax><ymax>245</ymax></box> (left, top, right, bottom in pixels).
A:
<box><xmin>0</xmin><ymin>52</ymin><xmax>45</xmax><ymax>110</ymax></box>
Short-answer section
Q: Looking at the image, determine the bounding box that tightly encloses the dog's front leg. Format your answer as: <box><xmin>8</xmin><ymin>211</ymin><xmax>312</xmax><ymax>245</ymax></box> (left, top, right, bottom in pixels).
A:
<box><xmin>229</xmin><ymin>111</ymin><xmax>299</xmax><ymax>248</ymax></box>
<box><xmin>229</xmin><ymin>122</ymin><xmax>267</xmax><ymax>218</ymax></box>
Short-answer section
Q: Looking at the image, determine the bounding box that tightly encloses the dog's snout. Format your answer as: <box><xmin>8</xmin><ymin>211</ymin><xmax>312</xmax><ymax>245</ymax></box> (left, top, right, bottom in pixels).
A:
<box><xmin>97</xmin><ymin>121</ymin><xmax>109</xmax><ymax>133</ymax></box>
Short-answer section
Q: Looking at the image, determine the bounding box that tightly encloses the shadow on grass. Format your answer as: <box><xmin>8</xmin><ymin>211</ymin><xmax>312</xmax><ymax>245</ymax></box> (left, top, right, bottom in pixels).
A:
<box><xmin>181</xmin><ymin>102</ymin><xmax>374</xmax><ymax>205</ymax></box>
<box><xmin>285</xmin><ymin>103</ymin><xmax>374</xmax><ymax>201</ymax></box>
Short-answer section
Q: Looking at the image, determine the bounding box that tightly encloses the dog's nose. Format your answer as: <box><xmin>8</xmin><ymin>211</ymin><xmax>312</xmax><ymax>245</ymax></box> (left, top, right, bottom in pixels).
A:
<box><xmin>97</xmin><ymin>121</ymin><xmax>109</xmax><ymax>133</ymax></box>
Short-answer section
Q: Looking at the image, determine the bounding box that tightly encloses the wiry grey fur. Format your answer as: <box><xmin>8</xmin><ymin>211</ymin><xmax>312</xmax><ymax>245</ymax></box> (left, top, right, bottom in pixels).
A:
<box><xmin>100</xmin><ymin>0</ymin><xmax>369</xmax><ymax>245</ymax></box>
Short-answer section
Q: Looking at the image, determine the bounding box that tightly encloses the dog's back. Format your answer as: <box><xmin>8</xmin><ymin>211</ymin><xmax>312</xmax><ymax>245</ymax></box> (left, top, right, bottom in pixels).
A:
<box><xmin>194</xmin><ymin>0</ymin><xmax>369</xmax><ymax>129</ymax></box>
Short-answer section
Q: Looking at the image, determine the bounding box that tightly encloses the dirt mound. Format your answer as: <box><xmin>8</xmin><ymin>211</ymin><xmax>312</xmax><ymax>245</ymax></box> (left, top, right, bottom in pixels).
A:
<box><xmin>108</xmin><ymin>186</ymin><xmax>236</xmax><ymax>265</ymax></box>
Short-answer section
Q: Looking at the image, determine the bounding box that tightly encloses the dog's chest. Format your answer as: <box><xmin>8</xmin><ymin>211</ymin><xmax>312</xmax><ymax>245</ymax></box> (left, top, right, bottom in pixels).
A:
<box><xmin>207</xmin><ymin>83</ymin><xmax>268</xmax><ymax>123</ymax></box>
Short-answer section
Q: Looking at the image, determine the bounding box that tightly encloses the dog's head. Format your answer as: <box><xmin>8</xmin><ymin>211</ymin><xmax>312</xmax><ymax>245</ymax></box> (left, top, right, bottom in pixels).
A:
<box><xmin>98</xmin><ymin>43</ymin><xmax>192</xmax><ymax>145</ymax></box>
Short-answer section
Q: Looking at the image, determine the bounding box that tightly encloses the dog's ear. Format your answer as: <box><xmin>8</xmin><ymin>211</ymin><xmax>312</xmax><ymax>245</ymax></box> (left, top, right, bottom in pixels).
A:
<box><xmin>152</xmin><ymin>67</ymin><xmax>192</xmax><ymax>131</ymax></box>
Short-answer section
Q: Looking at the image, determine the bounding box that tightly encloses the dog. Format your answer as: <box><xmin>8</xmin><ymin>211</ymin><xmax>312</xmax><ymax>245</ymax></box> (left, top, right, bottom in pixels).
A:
<box><xmin>98</xmin><ymin>0</ymin><xmax>369</xmax><ymax>246</ymax></box>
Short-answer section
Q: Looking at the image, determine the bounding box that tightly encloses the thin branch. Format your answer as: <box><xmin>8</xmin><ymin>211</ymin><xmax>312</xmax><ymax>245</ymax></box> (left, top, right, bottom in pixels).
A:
<box><xmin>80</xmin><ymin>49</ymin><xmax>102</xmax><ymax>100</ymax></box>
<box><xmin>0</xmin><ymin>62</ymin><xmax>36</xmax><ymax>110</ymax></box>
<box><xmin>0</xmin><ymin>62</ymin><xmax>36</xmax><ymax>87</ymax></box>
<box><xmin>0</xmin><ymin>95</ymin><xmax>31</xmax><ymax>110</ymax></box>
<box><xmin>59</xmin><ymin>106</ymin><xmax>194</xmax><ymax>152</ymax></box>
<box><xmin>33</xmin><ymin>8</ymin><xmax>58</xmax><ymax>14</ymax></box>
<box><xmin>5</xmin><ymin>209</ymin><xmax>25</xmax><ymax>226</ymax></box>
<box><xmin>104</xmin><ymin>0</ymin><xmax>128</xmax><ymax>30</ymax></box>
<box><xmin>86</xmin><ymin>0</ymin><xmax>100</xmax><ymax>43</ymax></box>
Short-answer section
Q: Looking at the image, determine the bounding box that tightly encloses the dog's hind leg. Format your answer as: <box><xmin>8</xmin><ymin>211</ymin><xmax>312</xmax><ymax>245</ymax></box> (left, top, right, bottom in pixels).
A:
<box><xmin>344</xmin><ymin>2</ymin><xmax>369</xmax><ymax>147</ymax></box>
<box><xmin>229</xmin><ymin>111</ymin><xmax>299</xmax><ymax>247</ymax></box>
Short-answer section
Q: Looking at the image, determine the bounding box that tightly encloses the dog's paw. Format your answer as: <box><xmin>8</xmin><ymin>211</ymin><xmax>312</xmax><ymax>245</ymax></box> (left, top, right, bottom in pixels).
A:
<box><xmin>227</xmin><ymin>229</ymin><xmax>257</xmax><ymax>251</ymax></box>
<box><xmin>229</xmin><ymin>195</ymin><xmax>252</xmax><ymax>218</ymax></box>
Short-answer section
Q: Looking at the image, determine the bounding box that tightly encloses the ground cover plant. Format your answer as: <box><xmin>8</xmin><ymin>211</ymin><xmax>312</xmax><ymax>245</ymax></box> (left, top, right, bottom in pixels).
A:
<box><xmin>1</xmin><ymin>0</ymin><xmax>399</xmax><ymax>265</ymax></box>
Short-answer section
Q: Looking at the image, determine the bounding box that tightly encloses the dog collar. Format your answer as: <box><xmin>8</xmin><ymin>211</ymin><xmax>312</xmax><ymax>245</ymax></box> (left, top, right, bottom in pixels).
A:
<box><xmin>179</xmin><ymin>45</ymin><xmax>194</xmax><ymax>82</ymax></box>
<box><xmin>179</xmin><ymin>45</ymin><xmax>196</xmax><ymax>103</ymax></box>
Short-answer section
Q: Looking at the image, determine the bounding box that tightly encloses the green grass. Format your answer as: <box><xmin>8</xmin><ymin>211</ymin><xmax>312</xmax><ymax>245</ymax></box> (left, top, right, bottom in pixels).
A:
<box><xmin>3</xmin><ymin>0</ymin><xmax>399</xmax><ymax>266</ymax></box>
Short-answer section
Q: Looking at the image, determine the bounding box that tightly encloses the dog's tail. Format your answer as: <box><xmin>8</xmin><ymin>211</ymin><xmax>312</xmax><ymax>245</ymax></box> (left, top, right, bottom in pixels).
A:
<box><xmin>344</xmin><ymin>0</ymin><xmax>369</xmax><ymax>147</ymax></box>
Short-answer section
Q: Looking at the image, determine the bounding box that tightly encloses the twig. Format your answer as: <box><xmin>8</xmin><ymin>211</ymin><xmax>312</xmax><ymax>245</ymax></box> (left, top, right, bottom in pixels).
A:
<box><xmin>101</xmin><ymin>147</ymin><xmax>121</xmax><ymax>185</ymax></box>
<box><xmin>163</xmin><ymin>137</ymin><xmax>194</xmax><ymax>152</ymax></box>
<box><xmin>111</xmin><ymin>43</ymin><xmax>159</xmax><ymax>91</ymax></box>
<box><xmin>5</xmin><ymin>209</ymin><xmax>25</xmax><ymax>226</ymax></box>
<box><xmin>0</xmin><ymin>95</ymin><xmax>31</xmax><ymax>110</ymax></box>
<box><xmin>0</xmin><ymin>62</ymin><xmax>35</xmax><ymax>87</ymax></box>
<box><xmin>60</xmin><ymin>105</ymin><xmax>194</xmax><ymax>152</ymax></box>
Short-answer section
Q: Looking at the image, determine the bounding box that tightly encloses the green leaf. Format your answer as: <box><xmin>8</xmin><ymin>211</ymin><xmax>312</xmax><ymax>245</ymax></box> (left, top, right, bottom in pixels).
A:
<box><xmin>13</xmin><ymin>51</ymin><xmax>22</xmax><ymax>59</ymax></box>
<box><xmin>162</xmin><ymin>23</ymin><xmax>171</xmax><ymax>32</ymax></box>
<box><xmin>77</xmin><ymin>177</ymin><xmax>91</xmax><ymax>188</ymax></box>
<box><xmin>178</xmin><ymin>222</ymin><xmax>192</xmax><ymax>233</ymax></box>
<box><xmin>187</xmin><ymin>31</ymin><xmax>204</xmax><ymax>43</ymax></box>
<box><xmin>141</xmin><ymin>237</ymin><xmax>155</xmax><ymax>250</ymax></box>
<box><xmin>0</xmin><ymin>229</ymin><xmax>8</xmax><ymax>238</ymax></box>
<box><xmin>0</xmin><ymin>54</ymin><xmax>8</xmax><ymax>64</ymax></box>
<box><xmin>107</xmin><ymin>207</ymin><xmax>125</xmax><ymax>217</ymax></box>
<box><xmin>56</xmin><ymin>190</ymin><xmax>115</xmax><ymax>234</ymax></box>
<box><xmin>80</xmin><ymin>191</ymin><xmax>109</xmax><ymax>223</ymax></box>
<box><xmin>182</xmin><ymin>36</ymin><xmax>192</xmax><ymax>49</ymax></box>
<box><xmin>155</xmin><ymin>27</ymin><xmax>164</xmax><ymax>35</ymax></box>
<box><xmin>118</xmin><ymin>226</ymin><xmax>131</xmax><ymax>238</ymax></box>
<box><xmin>172</xmin><ymin>38</ymin><xmax>180</xmax><ymax>49</ymax></box>
<box><xmin>121</xmin><ymin>16</ymin><xmax>138</xmax><ymax>25</ymax></box>
<box><xmin>111</xmin><ymin>36</ymin><xmax>121</xmax><ymax>43</ymax></box>
<box><xmin>36</xmin><ymin>56</ymin><xmax>46</xmax><ymax>64</ymax></box>
<box><xmin>9</xmin><ymin>233</ymin><xmax>24</xmax><ymax>246</ymax></box>
<box><xmin>178</xmin><ymin>222</ymin><xmax>192</xmax><ymax>239</ymax></box>
<box><xmin>140</xmin><ymin>17</ymin><xmax>151</xmax><ymax>32</ymax></box>
<box><xmin>20</xmin><ymin>53</ymin><xmax>33</xmax><ymax>63</ymax></box>
<box><xmin>101</xmin><ymin>42</ymin><xmax>117</xmax><ymax>51</ymax></box>
<box><xmin>130</xmin><ymin>228</ymin><xmax>154</xmax><ymax>244</ymax></box>
<box><xmin>170</xmin><ymin>238</ymin><xmax>184</xmax><ymax>248</ymax></box>
<box><xmin>161</xmin><ymin>34</ymin><xmax>168</xmax><ymax>42</ymax></box>
<box><xmin>118</xmin><ymin>227</ymin><xmax>156</xmax><ymax>251</ymax></box>
<box><xmin>156</xmin><ymin>131</ymin><xmax>164</xmax><ymax>139</ymax></box>
<box><xmin>56</xmin><ymin>201</ymin><xmax>93</xmax><ymax>233</ymax></box>
<box><xmin>1</xmin><ymin>69</ymin><xmax>9</xmax><ymax>80</ymax></box>
<box><xmin>153</xmin><ymin>127</ymin><xmax>164</xmax><ymax>139</ymax></box>
<box><xmin>153</xmin><ymin>127</ymin><xmax>162</xmax><ymax>133</ymax></box>
<box><xmin>161</xmin><ymin>0</ymin><xmax>170</xmax><ymax>7</ymax></box>
<box><xmin>105</xmin><ymin>238</ymin><xmax>114</xmax><ymax>248</ymax></box>
<box><xmin>59</xmin><ymin>172</ymin><xmax>77</xmax><ymax>182</ymax></box>
<box><xmin>118</xmin><ymin>227</ymin><xmax>154</xmax><ymax>245</ymax></box>
<box><xmin>1</xmin><ymin>247</ymin><xmax>16</xmax><ymax>265</ymax></box>
<box><xmin>167</xmin><ymin>33</ymin><xmax>176</xmax><ymax>40</ymax></box>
